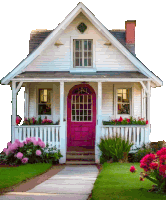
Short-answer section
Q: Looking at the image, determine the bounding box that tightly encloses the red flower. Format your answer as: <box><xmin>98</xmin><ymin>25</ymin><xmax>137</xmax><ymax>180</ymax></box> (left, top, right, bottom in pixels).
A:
<box><xmin>118</xmin><ymin>116</ymin><xmax>123</xmax><ymax>122</ymax></box>
<box><xmin>130</xmin><ymin>166</ymin><xmax>136</xmax><ymax>173</ymax></box>
<box><xmin>150</xmin><ymin>162</ymin><xmax>158</xmax><ymax>170</ymax></box>
<box><xmin>146</xmin><ymin>120</ymin><xmax>148</xmax><ymax>124</ymax></box>
<box><xmin>140</xmin><ymin>177</ymin><xmax>144</xmax><ymax>181</ymax></box>
<box><xmin>127</xmin><ymin>118</ymin><xmax>130</xmax><ymax>123</ymax></box>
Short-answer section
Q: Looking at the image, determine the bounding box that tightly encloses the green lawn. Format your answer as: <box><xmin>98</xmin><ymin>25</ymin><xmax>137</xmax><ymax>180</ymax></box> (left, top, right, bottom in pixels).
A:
<box><xmin>0</xmin><ymin>163</ymin><xmax>52</xmax><ymax>189</ymax></box>
<box><xmin>91</xmin><ymin>162</ymin><xmax>166</xmax><ymax>200</ymax></box>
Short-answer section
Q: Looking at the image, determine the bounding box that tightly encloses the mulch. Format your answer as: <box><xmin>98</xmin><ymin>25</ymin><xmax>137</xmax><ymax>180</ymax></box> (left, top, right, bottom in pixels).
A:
<box><xmin>0</xmin><ymin>163</ymin><xmax>102</xmax><ymax>198</ymax></box>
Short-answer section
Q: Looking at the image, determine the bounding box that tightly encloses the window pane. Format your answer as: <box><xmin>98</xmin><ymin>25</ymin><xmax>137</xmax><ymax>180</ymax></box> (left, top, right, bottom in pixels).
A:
<box><xmin>117</xmin><ymin>89</ymin><xmax>122</xmax><ymax>93</ymax></box>
<box><xmin>76</xmin><ymin>40</ymin><xmax>79</xmax><ymax>50</ymax></box>
<box><xmin>88</xmin><ymin>58</ymin><xmax>91</xmax><ymax>66</ymax></box>
<box><xmin>75</xmin><ymin>52</ymin><xmax>79</xmax><ymax>57</ymax></box>
<box><xmin>88</xmin><ymin>116</ymin><xmax>91</xmax><ymax>121</ymax></box>
<box><xmin>47</xmin><ymin>90</ymin><xmax>51</xmax><ymax>103</ymax></box>
<box><xmin>118</xmin><ymin>94</ymin><xmax>122</xmax><ymax>102</ymax></box>
<box><xmin>84</xmin><ymin>52</ymin><xmax>87</xmax><ymax>57</ymax></box>
<box><xmin>72</xmin><ymin>104</ymin><xmax>75</xmax><ymax>109</ymax></box>
<box><xmin>38</xmin><ymin>104</ymin><xmax>51</xmax><ymax>115</ymax></box>
<box><xmin>84</xmin><ymin>59</ymin><xmax>87</xmax><ymax>66</ymax></box>
<box><xmin>122</xmin><ymin>89</ymin><xmax>129</xmax><ymax>103</ymax></box>
<box><xmin>84</xmin><ymin>95</ymin><xmax>87</xmax><ymax>102</ymax></box>
<box><xmin>88</xmin><ymin>41</ymin><xmax>91</xmax><ymax>50</ymax></box>
<box><xmin>88</xmin><ymin>52</ymin><xmax>91</xmax><ymax>57</ymax></box>
<box><xmin>118</xmin><ymin>104</ymin><xmax>130</xmax><ymax>114</ymax></box>
<box><xmin>76</xmin><ymin>59</ymin><xmax>79</xmax><ymax>66</ymax></box>
<box><xmin>84</xmin><ymin>116</ymin><xmax>87</xmax><ymax>121</ymax></box>
<box><xmin>84</xmin><ymin>40</ymin><xmax>87</xmax><ymax>50</ymax></box>
<box><xmin>80</xmin><ymin>59</ymin><xmax>82</xmax><ymax>66</ymax></box>
<box><xmin>72</xmin><ymin>116</ymin><xmax>75</xmax><ymax>121</ymax></box>
<box><xmin>80</xmin><ymin>110</ymin><xmax>83</xmax><ymax>115</ymax></box>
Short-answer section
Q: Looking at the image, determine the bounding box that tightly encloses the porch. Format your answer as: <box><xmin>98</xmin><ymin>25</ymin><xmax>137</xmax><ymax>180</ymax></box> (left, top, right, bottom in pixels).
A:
<box><xmin>14</xmin><ymin>123</ymin><xmax>150</xmax><ymax>162</ymax></box>
<box><xmin>11</xmin><ymin>72</ymin><xmax>151</xmax><ymax>164</ymax></box>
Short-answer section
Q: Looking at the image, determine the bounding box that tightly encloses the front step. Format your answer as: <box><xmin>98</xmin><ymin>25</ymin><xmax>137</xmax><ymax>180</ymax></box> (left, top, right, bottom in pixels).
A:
<box><xmin>66</xmin><ymin>161</ymin><xmax>96</xmax><ymax>165</ymax></box>
<box><xmin>66</xmin><ymin>151</ymin><xmax>95</xmax><ymax>164</ymax></box>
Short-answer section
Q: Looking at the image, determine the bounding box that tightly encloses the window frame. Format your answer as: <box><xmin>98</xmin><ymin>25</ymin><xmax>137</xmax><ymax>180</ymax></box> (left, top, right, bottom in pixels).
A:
<box><xmin>38</xmin><ymin>88</ymin><xmax>52</xmax><ymax>116</ymax></box>
<box><xmin>114</xmin><ymin>84</ymin><xmax>133</xmax><ymax>118</ymax></box>
<box><xmin>73</xmin><ymin>39</ymin><xmax>93</xmax><ymax>68</ymax></box>
<box><xmin>70</xmin><ymin>36</ymin><xmax>96</xmax><ymax>72</ymax></box>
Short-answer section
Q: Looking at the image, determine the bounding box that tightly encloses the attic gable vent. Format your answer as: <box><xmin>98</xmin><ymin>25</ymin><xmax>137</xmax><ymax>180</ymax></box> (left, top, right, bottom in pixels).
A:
<box><xmin>77</xmin><ymin>23</ymin><xmax>87</xmax><ymax>33</ymax></box>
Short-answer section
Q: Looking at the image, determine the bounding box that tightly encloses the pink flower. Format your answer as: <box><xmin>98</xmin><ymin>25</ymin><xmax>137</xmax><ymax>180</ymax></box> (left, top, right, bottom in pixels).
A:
<box><xmin>157</xmin><ymin>147</ymin><xmax>166</xmax><ymax>157</ymax></box>
<box><xmin>5</xmin><ymin>149</ymin><xmax>10</xmax><ymax>156</ymax></box>
<box><xmin>23</xmin><ymin>140</ymin><xmax>27</xmax><ymax>145</ymax></box>
<box><xmin>21</xmin><ymin>157</ymin><xmax>28</xmax><ymax>164</ymax></box>
<box><xmin>19</xmin><ymin>142</ymin><xmax>24</xmax><ymax>148</ymax></box>
<box><xmin>130</xmin><ymin>166</ymin><xmax>136</xmax><ymax>173</ymax></box>
<box><xmin>38</xmin><ymin>138</ymin><xmax>42</xmax><ymax>142</ymax></box>
<box><xmin>159</xmin><ymin>164</ymin><xmax>166</xmax><ymax>177</ymax></box>
<box><xmin>3</xmin><ymin>148</ymin><xmax>7</xmax><ymax>153</ymax></box>
<box><xmin>38</xmin><ymin>141</ymin><xmax>45</xmax><ymax>148</ymax></box>
<box><xmin>26</xmin><ymin>138</ymin><xmax>31</xmax><ymax>144</ymax></box>
<box><xmin>127</xmin><ymin>118</ymin><xmax>130</xmax><ymax>123</ymax></box>
<box><xmin>146</xmin><ymin>120</ymin><xmax>148</xmax><ymax>124</ymax></box>
<box><xmin>7</xmin><ymin>142</ymin><xmax>12</xmax><ymax>147</ymax></box>
<box><xmin>16</xmin><ymin>152</ymin><xmax>23</xmax><ymax>159</ymax></box>
<box><xmin>33</xmin><ymin>140</ymin><xmax>38</xmax><ymax>146</ymax></box>
<box><xmin>9</xmin><ymin>143</ymin><xmax>19</xmax><ymax>152</ymax></box>
<box><xmin>36</xmin><ymin>150</ymin><xmax>42</xmax><ymax>156</ymax></box>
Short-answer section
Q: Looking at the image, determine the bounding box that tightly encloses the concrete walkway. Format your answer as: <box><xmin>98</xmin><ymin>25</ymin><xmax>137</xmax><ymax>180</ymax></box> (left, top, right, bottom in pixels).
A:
<box><xmin>1</xmin><ymin>165</ymin><xmax>98</xmax><ymax>200</ymax></box>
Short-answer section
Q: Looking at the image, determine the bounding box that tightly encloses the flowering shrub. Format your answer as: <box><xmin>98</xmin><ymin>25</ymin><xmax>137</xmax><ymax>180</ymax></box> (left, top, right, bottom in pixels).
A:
<box><xmin>130</xmin><ymin>146</ymin><xmax>166</xmax><ymax>193</ymax></box>
<box><xmin>103</xmin><ymin>116</ymin><xmax>148</xmax><ymax>125</ymax></box>
<box><xmin>2</xmin><ymin>138</ymin><xmax>62</xmax><ymax>165</ymax></box>
<box><xmin>22</xmin><ymin>116</ymin><xmax>59</xmax><ymax>125</ymax></box>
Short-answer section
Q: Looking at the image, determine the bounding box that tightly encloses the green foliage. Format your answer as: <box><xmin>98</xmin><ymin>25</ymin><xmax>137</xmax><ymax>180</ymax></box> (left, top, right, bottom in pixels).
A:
<box><xmin>98</xmin><ymin>136</ymin><xmax>133</xmax><ymax>163</ymax></box>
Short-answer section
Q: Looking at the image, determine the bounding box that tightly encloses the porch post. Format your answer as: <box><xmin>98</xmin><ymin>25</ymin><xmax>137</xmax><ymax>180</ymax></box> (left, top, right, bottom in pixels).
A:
<box><xmin>95</xmin><ymin>82</ymin><xmax>102</xmax><ymax>163</ymax></box>
<box><xmin>145</xmin><ymin>81</ymin><xmax>151</xmax><ymax>144</ymax></box>
<box><xmin>59</xmin><ymin>81</ymin><xmax>66</xmax><ymax>163</ymax></box>
<box><xmin>12</xmin><ymin>81</ymin><xmax>17</xmax><ymax>143</ymax></box>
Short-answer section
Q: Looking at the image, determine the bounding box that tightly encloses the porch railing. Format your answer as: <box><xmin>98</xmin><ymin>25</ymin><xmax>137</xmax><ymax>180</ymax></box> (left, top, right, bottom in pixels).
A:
<box><xmin>101</xmin><ymin>125</ymin><xmax>150</xmax><ymax>151</ymax></box>
<box><xmin>14</xmin><ymin>125</ymin><xmax>61</xmax><ymax>149</ymax></box>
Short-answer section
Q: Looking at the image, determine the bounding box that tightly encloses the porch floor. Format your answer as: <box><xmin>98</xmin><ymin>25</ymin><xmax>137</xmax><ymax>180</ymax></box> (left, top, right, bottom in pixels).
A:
<box><xmin>67</xmin><ymin>146</ymin><xmax>95</xmax><ymax>152</ymax></box>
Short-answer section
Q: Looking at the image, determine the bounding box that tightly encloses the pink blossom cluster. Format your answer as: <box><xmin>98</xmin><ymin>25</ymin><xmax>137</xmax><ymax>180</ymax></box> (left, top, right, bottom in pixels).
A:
<box><xmin>3</xmin><ymin>137</ymin><xmax>46</xmax><ymax>164</ymax></box>
<box><xmin>130</xmin><ymin>166</ymin><xmax>136</xmax><ymax>173</ymax></box>
<box><xmin>42</xmin><ymin>119</ymin><xmax>53</xmax><ymax>124</ymax></box>
<box><xmin>140</xmin><ymin>153</ymin><xmax>156</xmax><ymax>172</ymax></box>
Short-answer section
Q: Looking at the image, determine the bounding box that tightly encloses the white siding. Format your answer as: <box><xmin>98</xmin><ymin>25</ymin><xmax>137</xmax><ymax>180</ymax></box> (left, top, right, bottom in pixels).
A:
<box><xmin>27</xmin><ymin>82</ymin><xmax>142</xmax><ymax>122</ymax></box>
<box><xmin>24</xmin><ymin>12</ymin><xmax>138</xmax><ymax>72</ymax></box>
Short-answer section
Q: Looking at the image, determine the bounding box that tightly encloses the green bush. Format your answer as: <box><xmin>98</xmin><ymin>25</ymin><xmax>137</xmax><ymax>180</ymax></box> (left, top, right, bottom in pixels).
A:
<box><xmin>98</xmin><ymin>136</ymin><xmax>133</xmax><ymax>163</ymax></box>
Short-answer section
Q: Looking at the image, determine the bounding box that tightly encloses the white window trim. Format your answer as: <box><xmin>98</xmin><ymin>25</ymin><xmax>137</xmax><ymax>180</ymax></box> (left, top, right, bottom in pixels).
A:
<box><xmin>70</xmin><ymin>36</ymin><xmax>96</xmax><ymax>72</ymax></box>
<box><xmin>36</xmin><ymin>88</ymin><xmax>53</xmax><ymax>119</ymax></box>
<box><xmin>114</xmin><ymin>84</ymin><xmax>134</xmax><ymax>119</ymax></box>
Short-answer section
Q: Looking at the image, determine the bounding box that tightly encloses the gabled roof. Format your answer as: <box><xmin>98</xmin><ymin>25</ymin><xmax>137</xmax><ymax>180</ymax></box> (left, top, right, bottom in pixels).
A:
<box><xmin>1</xmin><ymin>2</ymin><xmax>163</xmax><ymax>87</ymax></box>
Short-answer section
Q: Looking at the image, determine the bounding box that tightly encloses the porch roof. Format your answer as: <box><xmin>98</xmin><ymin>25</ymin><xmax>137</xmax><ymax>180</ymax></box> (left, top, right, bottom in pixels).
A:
<box><xmin>15</xmin><ymin>71</ymin><xmax>148</xmax><ymax>79</ymax></box>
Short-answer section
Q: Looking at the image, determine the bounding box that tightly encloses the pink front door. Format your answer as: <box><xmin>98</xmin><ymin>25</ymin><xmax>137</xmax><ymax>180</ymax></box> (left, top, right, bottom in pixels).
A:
<box><xmin>67</xmin><ymin>84</ymin><xmax>96</xmax><ymax>148</ymax></box>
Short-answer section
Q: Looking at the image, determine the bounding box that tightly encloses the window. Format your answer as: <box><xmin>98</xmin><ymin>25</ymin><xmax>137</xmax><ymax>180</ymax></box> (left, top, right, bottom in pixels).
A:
<box><xmin>117</xmin><ymin>89</ymin><xmax>131</xmax><ymax>115</ymax></box>
<box><xmin>73</xmin><ymin>39</ymin><xmax>93</xmax><ymax>68</ymax></box>
<box><xmin>38</xmin><ymin>89</ymin><xmax>51</xmax><ymax>115</ymax></box>
<box><xmin>71</xmin><ymin>87</ymin><xmax>92</xmax><ymax>122</ymax></box>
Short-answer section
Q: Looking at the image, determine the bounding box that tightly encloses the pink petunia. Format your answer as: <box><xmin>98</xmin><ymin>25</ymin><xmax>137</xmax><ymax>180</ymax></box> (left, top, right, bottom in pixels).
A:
<box><xmin>16</xmin><ymin>152</ymin><xmax>23</xmax><ymax>159</ymax></box>
<box><xmin>36</xmin><ymin>150</ymin><xmax>42</xmax><ymax>156</ymax></box>
<box><xmin>130</xmin><ymin>166</ymin><xmax>136</xmax><ymax>173</ymax></box>
<box><xmin>21</xmin><ymin>157</ymin><xmax>28</xmax><ymax>164</ymax></box>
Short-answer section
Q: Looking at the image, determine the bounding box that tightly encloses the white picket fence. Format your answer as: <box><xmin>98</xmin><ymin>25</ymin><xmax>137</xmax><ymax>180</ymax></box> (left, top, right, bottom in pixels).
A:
<box><xmin>101</xmin><ymin>125</ymin><xmax>150</xmax><ymax>151</ymax></box>
<box><xmin>14</xmin><ymin>125</ymin><xmax>61</xmax><ymax>149</ymax></box>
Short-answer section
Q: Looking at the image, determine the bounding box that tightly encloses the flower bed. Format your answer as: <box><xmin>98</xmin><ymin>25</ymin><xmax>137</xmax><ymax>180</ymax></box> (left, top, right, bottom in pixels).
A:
<box><xmin>103</xmin><ymin>116</ymin><xmax>148</xmax><ymax>125</ymax></box>
<box><xmin>1</xmin><ymin>138</ymin><xmax>62</xmax><ymax>165</ymax></box>
<box><xmin>22</xmin><ymin>116</ymin><xmax>59</xmax><ymax>125</ymax></box>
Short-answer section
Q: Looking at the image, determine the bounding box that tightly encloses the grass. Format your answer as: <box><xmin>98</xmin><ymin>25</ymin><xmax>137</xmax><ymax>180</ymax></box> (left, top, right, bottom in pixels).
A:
<box><xmin>0</xmin><ymin>163</ymin><xmax>52</xmax><ymax>189</ymax></box>
<box><xmin>91</xmin><ymin>162</ymin><xmax>166</xmax><ymax>200</ymax></box>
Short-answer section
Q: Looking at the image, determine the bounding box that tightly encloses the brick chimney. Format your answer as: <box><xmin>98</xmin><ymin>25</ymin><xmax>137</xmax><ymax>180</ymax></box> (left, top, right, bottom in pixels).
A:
<box><xmin>125</xmin><ymin>20</ymin><xmax>136</xmax><ymax>55</ymax></box>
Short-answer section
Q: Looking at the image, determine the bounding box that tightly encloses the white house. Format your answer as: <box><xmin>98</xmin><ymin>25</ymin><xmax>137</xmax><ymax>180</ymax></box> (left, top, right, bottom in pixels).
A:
<box><xmin>0</xmin><ymin>2</ymin><xmax>163</xmax><ymax>164</ymax></box>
